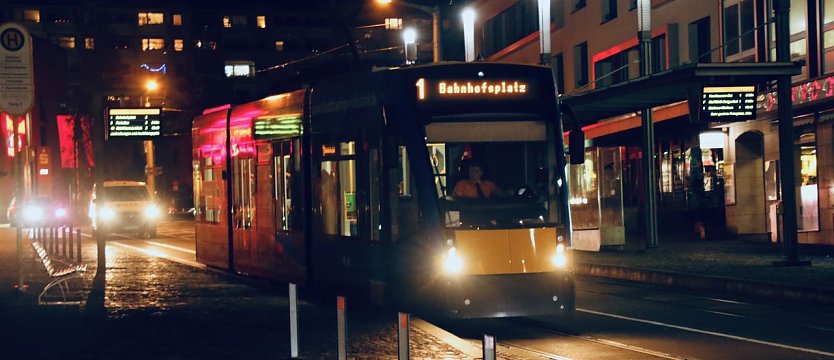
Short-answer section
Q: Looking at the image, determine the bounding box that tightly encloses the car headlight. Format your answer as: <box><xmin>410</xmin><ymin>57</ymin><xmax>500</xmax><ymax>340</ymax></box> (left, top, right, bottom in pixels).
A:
<box><xmin>552</xmin><ymin>243</ymin><xmax>568</xmax><ymax>268</ymax></box>
<box><xmin>143</xmin><ymin>205</ymin><xmax>161</xmax><ymax>219</ymax></box>
<box><xmin>99</xmin><ymin>206</ymin><xmax>116</xmax><ymax>221</ymax></box>
<box><xmin>442</xmin><ymin>247</ymin><xmax>464</xmax><ymax>275</ymax></box>
<box><xmin>23</xmin><ymin>205</ymin><xmax>44</xmax><ymax>222</ymax></box>
<box><xmin>54</xmin><ymin>208</ymin><xmax>67</xmax><ymax>218</ymax></box>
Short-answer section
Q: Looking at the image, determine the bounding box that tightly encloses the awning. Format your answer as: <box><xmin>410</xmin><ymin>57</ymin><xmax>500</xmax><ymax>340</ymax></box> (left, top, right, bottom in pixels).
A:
<box><xmin>561</xmin><ymin>62</ymin><xmax>803</xmax><ymax>126</ymax></box>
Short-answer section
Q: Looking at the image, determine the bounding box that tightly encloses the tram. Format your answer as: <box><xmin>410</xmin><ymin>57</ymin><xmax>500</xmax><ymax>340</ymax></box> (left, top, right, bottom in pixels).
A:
<box><xmin>192</xmin><ymin>62</ymin><xmax>575</xmax><ymax>318</ymax></box>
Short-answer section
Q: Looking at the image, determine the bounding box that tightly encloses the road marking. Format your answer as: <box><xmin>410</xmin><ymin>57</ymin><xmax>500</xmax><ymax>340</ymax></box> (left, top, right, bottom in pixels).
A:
<box><xmin>110</xmin><ymin>241</ymin><xmax>205</xmax><ymax>269</ymax></box>
<box><xmin>578</xmin><ymin>308</ymin><xmax>834</xmax><ymax>357</ymax></box>
<box><xmin>144</xmin><ymin>241</ymin><xmax>196</xmax><ymax>254</ymax></box>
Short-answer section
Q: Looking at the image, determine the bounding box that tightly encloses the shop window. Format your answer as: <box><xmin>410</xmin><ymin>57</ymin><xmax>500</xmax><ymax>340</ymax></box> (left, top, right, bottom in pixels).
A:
<box><xmin>796</xmin><ymin>132</ymin><xmax>818</xmax><ymax>231</ymax></box>
<box><xmin>138</xmin><ymin>12</ymin><xmax>164</xmax><ymax>26</ymax></box>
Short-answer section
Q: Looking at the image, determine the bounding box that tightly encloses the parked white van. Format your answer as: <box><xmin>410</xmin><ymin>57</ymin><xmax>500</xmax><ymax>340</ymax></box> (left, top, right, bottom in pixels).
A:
<box><xmin>89</xmin><ymin>181</ymin><xmax>160</xmax><ymax>237</ymax></box>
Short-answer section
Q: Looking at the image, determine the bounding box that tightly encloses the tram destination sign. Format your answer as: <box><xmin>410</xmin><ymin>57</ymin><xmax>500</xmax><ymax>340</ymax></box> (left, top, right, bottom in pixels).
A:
<box><xmin>699</xmin><ymin>85</ymin><xmax>756</xmax><ymax>122</ymax></box>
<box><xmin>106</xmin><ymin>108</ymin><xmax>162</xmax><ymax>140</ymax></box>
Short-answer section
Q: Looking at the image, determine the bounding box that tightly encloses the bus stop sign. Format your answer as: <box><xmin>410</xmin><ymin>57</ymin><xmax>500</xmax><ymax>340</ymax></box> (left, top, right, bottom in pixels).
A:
<box><xmin>0</xmin><ymin>22</ymin><xmax>35</xmax><ymax>116</ymax></box>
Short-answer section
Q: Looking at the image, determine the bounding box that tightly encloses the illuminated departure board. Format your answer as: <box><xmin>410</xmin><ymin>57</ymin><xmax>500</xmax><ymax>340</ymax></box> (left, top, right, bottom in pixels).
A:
<box><xmin>700</xmin><ymin>86</ymin><xmax>756</xmax><ymax>122</ymax></box>
<box><xmin>107</xmin><ymin>108</ymin><xmax>162</xmax><ymax>140</ymax></box>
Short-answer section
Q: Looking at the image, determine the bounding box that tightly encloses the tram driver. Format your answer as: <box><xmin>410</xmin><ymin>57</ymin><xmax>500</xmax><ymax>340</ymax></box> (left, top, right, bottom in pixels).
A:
<box><xmin>453</xmin><ymin>160</ymin><xmax>506</xmax><ymax>199</ymax></box>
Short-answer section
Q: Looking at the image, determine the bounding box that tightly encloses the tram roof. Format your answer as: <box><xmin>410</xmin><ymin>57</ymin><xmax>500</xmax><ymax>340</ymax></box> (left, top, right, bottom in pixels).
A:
<box><xmin>560</xmin><ymin>62</ymin><xmax>802</xmax><ymax>126</ymax></box>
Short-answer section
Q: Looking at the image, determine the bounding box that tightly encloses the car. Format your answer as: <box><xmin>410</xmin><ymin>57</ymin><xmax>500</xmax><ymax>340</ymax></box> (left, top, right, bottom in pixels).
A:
<box><xmin>6</xmin><ymin>196</ymin><xmax>69</xmax><ymax>227</ymax></box>
<box><xmin>89</xmin><ymin>181</ymin><xmax>160</xmax><ymax>237</ymax></box>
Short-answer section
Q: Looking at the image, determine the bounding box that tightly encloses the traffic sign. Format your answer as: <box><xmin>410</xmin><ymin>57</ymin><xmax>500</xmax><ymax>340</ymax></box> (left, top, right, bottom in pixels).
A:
<box><xmin>0</xmin><ymin>22</ymin><xmax>35</xmax><ymax>116</ymax></box>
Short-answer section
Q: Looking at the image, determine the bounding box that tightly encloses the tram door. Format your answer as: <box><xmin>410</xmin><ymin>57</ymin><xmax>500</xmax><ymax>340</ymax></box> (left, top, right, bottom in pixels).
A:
<box><xmin>232</xmin><ymin>155</ymin><xmax>256</xmax><ymax>275</ymax></box>
<box><xmin>273</xmin><ymin>139</ymin><xmax>307</xmax><ymax>285</ymax></box>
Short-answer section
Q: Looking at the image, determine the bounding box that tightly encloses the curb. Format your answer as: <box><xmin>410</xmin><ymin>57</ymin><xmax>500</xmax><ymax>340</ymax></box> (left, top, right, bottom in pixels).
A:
<box><xmin>576</xmin><ymin>262</ymin><xmax>834</xmax><ymax>306</ymax></box>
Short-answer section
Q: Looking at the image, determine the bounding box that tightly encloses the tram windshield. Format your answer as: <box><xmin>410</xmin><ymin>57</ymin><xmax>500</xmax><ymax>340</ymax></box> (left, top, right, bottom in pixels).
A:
<box><xmin>426</xmin><ymin>121</ymin><xmax>552</xmax><ymax>229</ymax></box>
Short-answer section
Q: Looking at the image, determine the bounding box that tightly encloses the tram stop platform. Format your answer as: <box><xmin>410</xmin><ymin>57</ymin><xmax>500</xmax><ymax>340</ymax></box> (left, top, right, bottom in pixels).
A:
<box><xmin>2</xmin><ymin>224</ymin><xmax>834</xmax><ymax>359</ymax></box>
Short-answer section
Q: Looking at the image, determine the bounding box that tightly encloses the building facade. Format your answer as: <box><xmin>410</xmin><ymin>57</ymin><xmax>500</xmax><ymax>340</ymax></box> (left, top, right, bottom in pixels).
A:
<box><xmin>472</xmin><ymin>0</ymin><xmax>834</xmax><ymax>246</ymax></box>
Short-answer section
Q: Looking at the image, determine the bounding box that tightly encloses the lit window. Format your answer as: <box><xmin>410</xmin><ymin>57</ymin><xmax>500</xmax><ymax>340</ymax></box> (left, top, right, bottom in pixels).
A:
<box><xmin>224</xmin><ymin>62</ymin><xmax>254</xmax><ymax>77</ymax></box>
<box><xmin>56</xmin><ymin>37</ymin><xmax>75</xmax><ymax>49</ymax></box>
<box><xmin>174</xmin><ymin>39</ymin><xmax>183</xmax><ymax>51</ymax></box>
<box><xmin>173</xmin><ymin>14</ymin><xmax>182</xmax><ymax>26</ymax></box>
<box><xmin>85</xmin><ymin>37</ymin><xmax>94</xmax><ymax>50</ymax></box>
<box><xmin>257</xmin><ymin>16</ymin><xmax>266</xmax><ymax>28</ymax></box>
<box><xmin>22</xmin><ymin>9</ymin><xmax>40</xmax><ymax>23</ymax></box>
<box><xmin>223</xmin><ymin>16</ymin><xmax>232</xmax><ymax>28</ymax></box>
<box><xmin>141</xmin><ymin>38</ymin><xmax>165</xmax><ymax>51</ymax></box>
<box><xmin>138</xmin><ymin>12</ymin><xmax>164</xmax><ymax>26</ymax></box>
<box><xmin>275</xmin><ymin>41</ymin><xmax>285</xmax><ymax>51</ymax></box>
<box><xmin>385</xmin><ymin>18</ymin><xmax>403</xmax><ymax>30</ymax></box>
<box><xmin>194</xmin><ymin>39</ymin><xmax>202</xmax><ymax>48</ymax></box>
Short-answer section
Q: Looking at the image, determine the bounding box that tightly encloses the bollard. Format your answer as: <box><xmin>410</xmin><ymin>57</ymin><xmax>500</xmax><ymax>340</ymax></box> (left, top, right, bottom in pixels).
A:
<box><xmin>483</xmin><ymin>334</ymin><xmax>496</xmax><ymax>360</ymax></box>
<box><xmin>289</xmin><ymin>283</ymin><xmax>299</xmax><ymax>358</ymax></box>
<box><xmin>68</xmin><ymin>227</ymin><xmax>74</xmax><ymax>261</ymax></box>
<box><xmin>337</xmin><ymin>296</ymin><xmax>346</xmax><ymax>360</ymax></box>
<box><xmin>397</xmin><ymin>312</ymin><xmax>410</xmax><ymax>360</ymax></box>
<box><xmin>76</xmin><ymin>228</ymin><xmax>82</xmax><ymax>262</ymax></box>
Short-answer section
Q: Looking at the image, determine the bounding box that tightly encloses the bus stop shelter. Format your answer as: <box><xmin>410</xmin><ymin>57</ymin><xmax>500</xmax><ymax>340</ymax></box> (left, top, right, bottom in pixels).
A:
<box><xmin>560</xmin><ymin>61</ymin><xmax>802</xmax><ymax>250</ymax></box>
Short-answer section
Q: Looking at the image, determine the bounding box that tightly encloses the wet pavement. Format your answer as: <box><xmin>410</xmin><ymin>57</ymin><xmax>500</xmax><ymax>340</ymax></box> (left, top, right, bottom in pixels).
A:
<box><xmin>0</xmin><ymin>227</ymin><xmax>480</xmax><ymax>359</ymax></box>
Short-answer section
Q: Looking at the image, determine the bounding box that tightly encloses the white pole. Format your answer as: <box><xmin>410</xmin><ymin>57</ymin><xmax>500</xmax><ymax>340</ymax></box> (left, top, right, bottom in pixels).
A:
<box><xmin>462</xmin><ymin>7</ymin><xmax>476</xmax><ymax>62</ymax></box>
<box><xmin>537</xmin><ymin>0</ymin><xmax>551</xmax><ymax>64</ymax></box>
<box><xmin>289</xmin><ymin>283</ymin><xmax>298</xmax><ymax>358</ymax></box>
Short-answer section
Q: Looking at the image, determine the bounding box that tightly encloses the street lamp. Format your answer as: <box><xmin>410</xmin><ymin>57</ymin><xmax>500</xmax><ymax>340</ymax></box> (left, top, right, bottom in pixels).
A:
<box><xmin>461</xmin><ymin>7</ymin><xmax>476</xmax><ymax>62</ymax></box>
<box><xmin>376</xmin><ymin>0</ymin><xmax>441</xmax><ymax>62</ymax></box>
<box><xmin>403</xmin><ymin>27</ymin><xmax>417</xmax><ymax>65</ymax></box>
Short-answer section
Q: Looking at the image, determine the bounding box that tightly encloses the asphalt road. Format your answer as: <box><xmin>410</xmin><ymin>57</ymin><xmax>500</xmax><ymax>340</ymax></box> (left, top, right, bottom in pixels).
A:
<box><xmin>104</xmin><ymin>219</ymin><xmax>834</xmax><ymax>359</ymax></box>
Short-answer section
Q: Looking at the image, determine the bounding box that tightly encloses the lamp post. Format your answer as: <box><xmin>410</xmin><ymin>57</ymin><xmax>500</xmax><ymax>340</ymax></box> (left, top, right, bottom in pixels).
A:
<box><xmin>403</xmin><ymin>28</ymin><xmax>417</xmax><ymax>65</ymax></box>
<box><xmin>377</xmin><ymin>0</ymin><xmax>441</xmax><ymax>62</ymax></box>
<box><xmin>461</xmin><ymin>7</ymin><xmax>476</xmax><ymax>62</ymax></box>
<box><xmin>637</xmin><ymin>0</ymin><xmax>658</xmax><ymax>249</ymax></box>
<box><xmin>142</xmin><ymin>79</ymin><xmax>158</xmax><ymax>200</ymax></box>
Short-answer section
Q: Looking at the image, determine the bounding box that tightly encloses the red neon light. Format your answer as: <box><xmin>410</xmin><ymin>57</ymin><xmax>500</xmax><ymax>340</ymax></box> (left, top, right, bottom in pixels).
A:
<box><xmin>202</xmin><ymin>104</ymin><xmax>231</xmax><ymax>115</ymax></box>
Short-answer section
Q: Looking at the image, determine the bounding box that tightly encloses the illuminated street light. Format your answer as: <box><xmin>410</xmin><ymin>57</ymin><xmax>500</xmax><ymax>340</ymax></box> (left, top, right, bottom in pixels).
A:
<box><xmin>145</xmin><ymin>79</ymin><xmax>159</xmax><ymax>92</ymax></box>
<box><xmin>403</xmin><ymin>27</ymin><xmax>417</xmax><ymax>65</ymax></box>
<box><xmin>376</xmin><ymin>0</ymin><xmax>441</xmax><ymax>62</ymax></box>
<box><xmin>461</xmin><ymin>7</ymin><xmax>476</xmax><ymax>62</ymax></box>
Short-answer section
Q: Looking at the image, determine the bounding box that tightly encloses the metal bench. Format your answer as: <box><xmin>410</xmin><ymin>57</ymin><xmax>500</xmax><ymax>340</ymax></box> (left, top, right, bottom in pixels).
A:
<box><xmin>31</xmin><ymin>240</ymin><xmax>87</xmax><ymax>306</ymax></box>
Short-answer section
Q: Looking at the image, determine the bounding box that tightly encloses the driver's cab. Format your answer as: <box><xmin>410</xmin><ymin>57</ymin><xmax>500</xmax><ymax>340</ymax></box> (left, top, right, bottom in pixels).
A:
<box><xmin>426</xmin><ymin>122</ymin><xmax>554</xmax><ymax>230</ymax></box>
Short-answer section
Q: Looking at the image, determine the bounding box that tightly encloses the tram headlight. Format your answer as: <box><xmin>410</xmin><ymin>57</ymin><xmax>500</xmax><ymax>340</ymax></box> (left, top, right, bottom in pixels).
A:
<box><xmin>552</xmin><ymin>243</ymin><xmax>568</xmax><ymax>268</ymax></box>
<box><xmin>442</xmin><ymin>247</ymin><xmax>464</xmax><ymax>275</ymax></box>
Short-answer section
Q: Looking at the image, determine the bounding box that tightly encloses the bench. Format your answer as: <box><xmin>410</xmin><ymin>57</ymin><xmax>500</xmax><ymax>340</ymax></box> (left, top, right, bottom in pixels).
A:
<box><xmin>31</xmin><ymin>240</ymin><xmax>87</xmax><ymax>306</ymax></box>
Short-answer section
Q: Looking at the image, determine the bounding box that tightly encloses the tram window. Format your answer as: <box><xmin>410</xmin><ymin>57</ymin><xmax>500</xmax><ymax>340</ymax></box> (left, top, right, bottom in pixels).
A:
<box><xmin>320</xmin><ymin>159</ymin><xmax>358</xmax><ymax>237</ymax></box>
<box><xmin>390</xmin><ymin>145</ymin><xmax>421</xmax><ymax>239</ymax></box>
<box><xmin>273</xmin><ymin>142</ymin><xmax>294</xmax><ymax>231</ymax></box>
<box><xmin>196</xmin><ymin>154</ymin><xmax>221</xmax><ymax>224</ymax></box>
<box><xmin>233</xmin><ymin>158</ymin><xmax>255</xmax><ymax>229</ymax></box>
<box><xmin>428</xmin><ymin>144</ymin><xmax>447</xmax><ymax>197</ymax></box>
<box><xmin>370</xmin><ymin>148</ymin><xmax>381</xmax><ymax>241</ymax></box>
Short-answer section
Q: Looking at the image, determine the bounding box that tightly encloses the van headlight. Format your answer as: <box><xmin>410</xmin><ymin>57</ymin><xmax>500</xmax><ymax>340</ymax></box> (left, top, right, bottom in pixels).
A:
<box><xmin>552</xmin><ymin>243</ymin><xmax>568</xmax><ymax>268</ymax></box>
<box><xmin>143</xmin><ymin>205</ymin><xmax>161</xmax><ymax>219</ymax></box>
<box><xmin>99</xmin><ymin>207</ymin><xmax>116</xmax><ymax>221</ymax></box>
<box><xmin>442</xmin><ymin>247</ymin><xmax>464</xmax><ymax>275</ymax></box>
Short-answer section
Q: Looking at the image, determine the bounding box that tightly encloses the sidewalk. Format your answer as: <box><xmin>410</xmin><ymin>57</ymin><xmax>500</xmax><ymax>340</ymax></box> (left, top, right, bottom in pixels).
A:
<box><xmin>573</xmin><ymin>231</ymin><xmax>834</xmax><ymax>305</ymax></box>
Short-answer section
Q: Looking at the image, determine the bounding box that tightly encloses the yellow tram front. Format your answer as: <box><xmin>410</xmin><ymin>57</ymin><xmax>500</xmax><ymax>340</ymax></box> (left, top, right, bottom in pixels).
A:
<box><xmin>388</xmin><ymin>63</ymin><xmax>575</xmax><ymax>318</ymax></box>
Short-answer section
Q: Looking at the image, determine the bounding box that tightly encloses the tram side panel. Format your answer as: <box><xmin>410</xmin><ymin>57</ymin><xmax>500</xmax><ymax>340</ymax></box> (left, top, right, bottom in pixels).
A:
<box><xmin>193</xmin><ymin>143</ymin><xmax>232</xmax><ymax>271</ymax></box>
